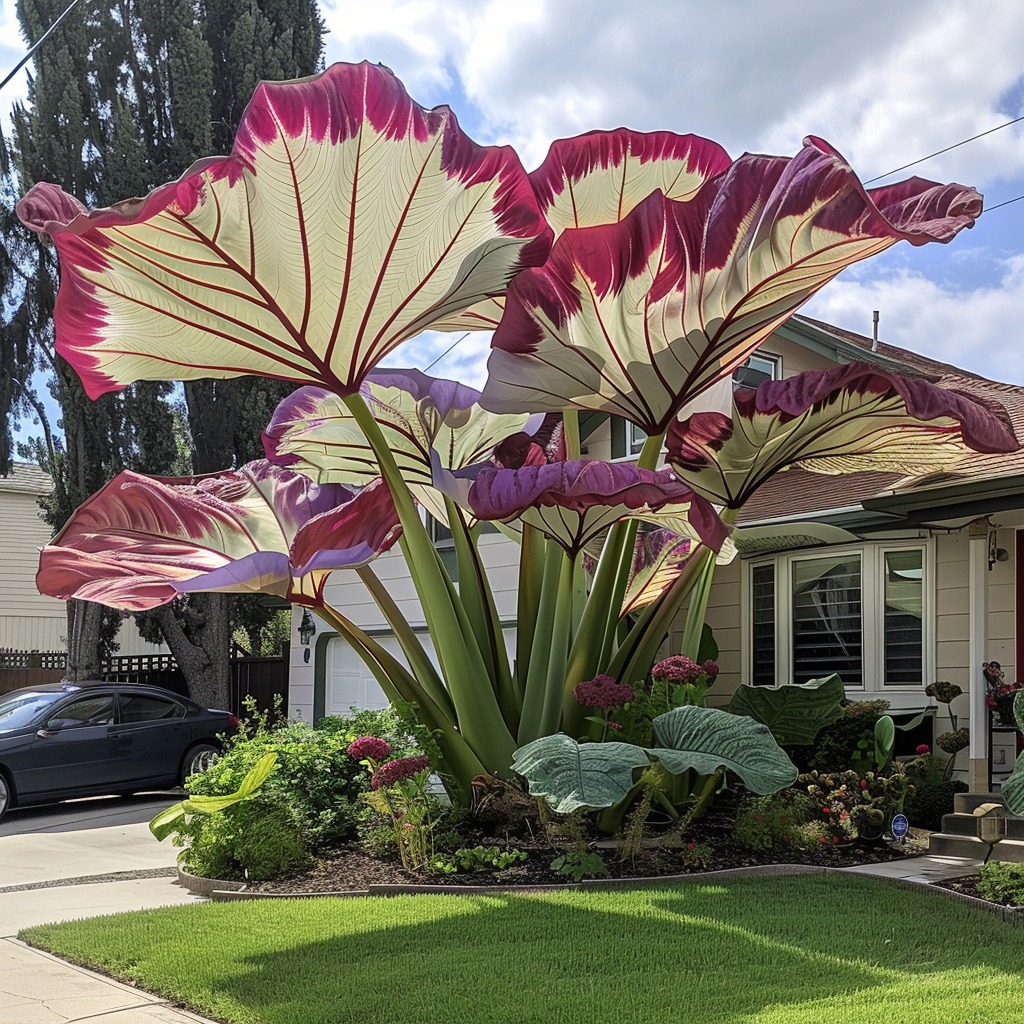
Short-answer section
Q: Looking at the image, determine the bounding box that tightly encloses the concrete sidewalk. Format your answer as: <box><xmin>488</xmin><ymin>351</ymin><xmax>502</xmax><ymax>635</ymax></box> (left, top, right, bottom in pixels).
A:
<box><xmin>0</xmin><ymin>817</ymin><xmax>215</xmax><ymax>1024</ymax></box>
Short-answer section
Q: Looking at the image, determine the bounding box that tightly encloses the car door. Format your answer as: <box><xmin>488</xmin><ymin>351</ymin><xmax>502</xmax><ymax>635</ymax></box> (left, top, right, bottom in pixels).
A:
<box><xmin>112</xmin><ymin>691</ymin><xmax>189</xmax><ymax>788</ymax></box>
<box><xmin>17</xmin><ymin>692</ymin><xmax>122</xmax><ymax>798</ymax></box>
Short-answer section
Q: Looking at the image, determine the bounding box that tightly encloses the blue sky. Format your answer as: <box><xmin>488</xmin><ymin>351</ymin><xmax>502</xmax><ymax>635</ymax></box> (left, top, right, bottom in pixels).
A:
<box><xmin>3</xmin><ymin>0</ymin><xmax>1024</xmax><ymax>397</ymax></box>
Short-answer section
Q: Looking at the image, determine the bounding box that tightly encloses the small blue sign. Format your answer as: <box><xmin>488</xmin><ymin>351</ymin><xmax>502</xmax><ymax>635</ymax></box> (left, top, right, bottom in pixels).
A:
<box><xmin>891</xmin><ymin>813</ymin><xmax>909</xmax><ymax>838</ymax></box>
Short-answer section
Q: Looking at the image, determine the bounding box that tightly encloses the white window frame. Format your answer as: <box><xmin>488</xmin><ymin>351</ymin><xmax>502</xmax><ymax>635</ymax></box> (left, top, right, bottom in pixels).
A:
<box><xmin>734</xmin><ymin>352</ymin><xmax>782</xmax><ymax>389</ymax></box>
<box><xmin>741</xmin><ymin>540</ymin><xmax>934</xmax><ymax>705</ymax></box>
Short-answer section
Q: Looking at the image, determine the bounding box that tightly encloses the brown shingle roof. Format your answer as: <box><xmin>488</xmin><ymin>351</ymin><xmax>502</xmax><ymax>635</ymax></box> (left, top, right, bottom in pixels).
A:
<box><xmin>737</xmin><ymin>318</ymin><xmax>1024</xmax><ymax>525</ymax></box>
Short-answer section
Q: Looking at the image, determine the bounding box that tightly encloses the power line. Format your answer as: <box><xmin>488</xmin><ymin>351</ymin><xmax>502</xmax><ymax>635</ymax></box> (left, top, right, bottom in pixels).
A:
<box><xmin>424</xmin><ymin>333</ymin><xmax>471</xmax><ymax>372</ymax></box>
<box><xmin>864</xmin><ymin>114</ymin><xmax>1024</xmax><ymax>184</ymax></box>
<box><xmin>0</xmin><ymin>0</ymin><xmax>86</xmax><ymax>94</ymax></box>
<box><xmin>986</xmin><ymin>193</ymin><xmax>1024</xmax><ymax>212</ymax></box>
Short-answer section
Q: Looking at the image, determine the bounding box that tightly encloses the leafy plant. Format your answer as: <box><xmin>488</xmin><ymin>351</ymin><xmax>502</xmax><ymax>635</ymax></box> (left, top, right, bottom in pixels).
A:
<box><xmin>725</xmin><ymin>674</ymin><xmax>845</xmax><ymax>746</ymax></box>
<box><xmin>512</xmin><ymin>706</ymin><xmax>798</xmax><ymax>816</ymax></box>
<box><xmin>451</xmin><ymin>846</ymin><xmax>528</xmax><ymax>872</ymax></box>
<box><xmin>733</xmin><ymin>792</ymin><xmax>823</xmax><ymax>852</ymax></box>
<box><xmin>550</xmin><ymin>850</ymin><xmax>609</xmax><ymax>882</ymax></box>
<box><xmin>23</xmin><ymin>62</ymin><xmax>1007</xmax><ymax>809</ymax></box>
<box><xmin>977</xmin><ymin>861</ymin><xmax>1024</xmax><ymax>906</ymax></box>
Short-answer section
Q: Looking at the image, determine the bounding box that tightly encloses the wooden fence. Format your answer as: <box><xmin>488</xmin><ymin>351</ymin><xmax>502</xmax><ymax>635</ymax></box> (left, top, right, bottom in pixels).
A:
<box><xmin>0</xmin><ymin>648</ymin><xmax>288</xmax><ymax>716</ymax></box>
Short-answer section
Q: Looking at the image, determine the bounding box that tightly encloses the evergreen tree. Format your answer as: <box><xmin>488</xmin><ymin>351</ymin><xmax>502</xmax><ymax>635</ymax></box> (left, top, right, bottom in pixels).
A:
<box><xmin>3</xmin><ymin>0</ymin><xmax>324</xmax><ymax>701</ymax></box>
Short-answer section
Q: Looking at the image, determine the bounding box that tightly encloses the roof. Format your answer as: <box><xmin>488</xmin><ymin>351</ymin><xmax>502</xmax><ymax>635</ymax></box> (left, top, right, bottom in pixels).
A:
<box><xmin>0</xmin><ymin>463</ymin><xmax>53</xmax><ymax>496</ymax></box>
<box><xmin>737</xmin><ymin>317</ymin><xmax>1024</xmax><ymax>530</ymax></box>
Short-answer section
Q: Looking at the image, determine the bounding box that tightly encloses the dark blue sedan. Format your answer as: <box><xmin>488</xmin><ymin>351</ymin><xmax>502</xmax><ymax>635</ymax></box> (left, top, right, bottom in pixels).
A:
<box><xmin>0</xmin><ymin>682</ymin><xmax>238</xmax><ymax>821</ymax></box>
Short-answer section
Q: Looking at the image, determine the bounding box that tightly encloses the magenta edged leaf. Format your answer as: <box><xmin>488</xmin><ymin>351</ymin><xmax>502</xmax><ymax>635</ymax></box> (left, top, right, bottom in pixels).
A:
<box><xmin>288</xmin><ymin>478</ymin><xmax>403</xmax><ymax>605</ymax></box>
<box><xmin>620</xmin><ymin>527</ymin><xmax>695</xmax><ymax>616</ymax></box>
<box><xmin>481</xmin><ymin>138</ymin><xmax>982</xmax><ymax>433</ymax></box>
<box><xmin>666</xmin><ymin>362</ymin><xmax>1019</xmax><ymax>508</ymax></box>
<box><xmin>36</xmin><ymin>461</ymin><xmax>356</xmax><ymax>610</ymax></box>
<box><xmin>17</xmin><ymin>62</ymin><xmax>552</xmax><ymax>400</ymax></box>
<box><xmin>463</xmin><ymin>459</ymin><xmax>726</xmax><ymax>556</ymax></box>
<box><xmin>529</xmin><ymin>128</ymin><xmax>732</xmax><ymax>235</ymax></box>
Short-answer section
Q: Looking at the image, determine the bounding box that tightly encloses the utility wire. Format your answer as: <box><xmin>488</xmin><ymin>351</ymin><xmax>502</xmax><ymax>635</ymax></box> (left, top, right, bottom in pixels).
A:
<box><xmin>864</xmin><ymin>114</ymin><xmax>1024</xmax><ymax>183</ymax></box>
<box><xmin>0</xmin><ymin>0</ymin><xmax>86</xmax><ymax>94</ymax></box>
<box><xmin>424</xmin><ymin>332</ymin><xmax>471</xmax><ymax>372</ymax></box>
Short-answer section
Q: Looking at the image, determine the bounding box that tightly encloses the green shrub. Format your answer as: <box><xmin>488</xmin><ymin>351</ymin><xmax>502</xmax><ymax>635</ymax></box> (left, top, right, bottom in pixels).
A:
<box><xmin>177</xmin><ymin>803</ymin><xmax>308</xmax><ymax>881</ymax></box>
<box><xmin>903</xmin><ymin>778</ymin><xmax>968</xmax><ymax>831</ymax></box>
<box><xmin>788</xmin><ymin>700</ymin><xmax>890</xmax><ymax>773</ymax></box>
<box><xmin>186</xmin><ymin>702</ymin><xmax>419</xmax><ymax>851</ymax></box>
<box><xmin>734</xmin><ymin>792</ymin><xmax>823</xmax><ymax>851</ymax></box>
<box><xmin>978</xmin><ymin>861</ymin><xmax>1024</xmax><ymax>906</ymax></box>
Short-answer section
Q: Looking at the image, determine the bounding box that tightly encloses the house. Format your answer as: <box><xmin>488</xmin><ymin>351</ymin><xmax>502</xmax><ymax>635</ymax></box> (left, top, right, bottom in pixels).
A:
<box><xmin>1</xmin><ymin>462</ymin><xmax>166</xmax><ymax>661</ymax></box>
<box><xmin>287</xmin><ymin>316</ymin><xmax>1024</xmax><ymax>793</ymax></box>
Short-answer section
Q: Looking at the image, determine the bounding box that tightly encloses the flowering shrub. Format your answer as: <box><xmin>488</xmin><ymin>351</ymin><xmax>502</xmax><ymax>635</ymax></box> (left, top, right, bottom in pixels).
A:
<box><xmin>734</xmin><ymin>792</ymin><xmax>824</xmax><ymax>852</ymax></box>
<box><xmin>798</xmin><ymin>767</ymin><xmax>913</xmax><ymax>842</ymax></box>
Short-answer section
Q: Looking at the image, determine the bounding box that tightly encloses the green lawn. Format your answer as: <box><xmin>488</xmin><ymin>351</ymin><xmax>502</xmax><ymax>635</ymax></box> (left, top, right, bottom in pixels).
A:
<box><xmin>21</xmin><ymin>874</ymin><xmax>1024</xmax><ymax>1024</ymax></box>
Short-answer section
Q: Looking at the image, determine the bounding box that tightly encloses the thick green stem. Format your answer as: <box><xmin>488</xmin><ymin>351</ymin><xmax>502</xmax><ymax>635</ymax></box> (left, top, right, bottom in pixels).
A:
<box><xmin>341</xmin><ymin>393</ymin><xmax>516</xmax><ymax>776</ymax></box>
<box><xmin>564</xmin><ymin>409</ymin><xmax>581</xmax><ymax>460</ymax></box>
<box><xmin>516</xmin><ymin>524</ymin><xmax>544</xmax><ymax>703</ymax></box>
<box><xmin>680</xmin><ymin>508</ymin><xmax>735</xmax><ymax>660</ymax></box>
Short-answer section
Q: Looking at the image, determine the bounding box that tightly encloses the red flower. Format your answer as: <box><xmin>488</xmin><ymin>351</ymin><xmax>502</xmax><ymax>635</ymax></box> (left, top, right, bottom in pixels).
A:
<box><xmin>370</xmin><ymin>755</ymin><xmax>431</xmax><ymax>790</ymax></box>
<box><xmin>915</xmin><ymin>744</ymin><xmax>930</xmax><ymax>755</ymax></box>
<box><xmin>818</xmin><ymin>836</ymin><xmax>827</xmax><ymax>845</ymax></box>
<box><xmin>833</xmin><ymin>836</ymin><xmax>840</xmax><ymax>844</ymax></box>
<box><xmin>572</xmin><ymin>674</ymin><xmax>635</xmax><ymax>710</ymax></box>
<box><xmin>347</xmin><ymin>736</ymin><xmax>392</xmax><ymax>761</ymax></box>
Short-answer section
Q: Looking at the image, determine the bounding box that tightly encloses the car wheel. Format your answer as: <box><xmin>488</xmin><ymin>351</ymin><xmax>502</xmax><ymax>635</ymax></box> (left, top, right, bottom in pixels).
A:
<box><xmin>180</xmin><ymin>743</ymin><xmax>220</xmax><ymax>784</ymax></box>
<box><xmin>0</xmin><ymin>774</ymin><xmax>10</xmax><ymax>823</ymax></box>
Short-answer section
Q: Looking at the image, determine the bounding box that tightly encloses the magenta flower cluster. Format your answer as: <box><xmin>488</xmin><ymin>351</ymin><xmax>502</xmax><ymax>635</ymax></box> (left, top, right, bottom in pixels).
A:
<box><xmin>370</xmin><ymin>755</ymin><xmax>432</xmax><ymax>790</ymax></box>
<box><xmin>346</xmin><ymin>736</ymin><xmax>392</xmax><ymax>761</ymax></box>
<box><xmin>651</xmin><ymin>655</ymin><xmax>718</xmax><ymax>685</ymax></box>
<box><xmin>572</xmin><ymin>674</ymin><xmax>635</xmax><ymax>710</ymax></box>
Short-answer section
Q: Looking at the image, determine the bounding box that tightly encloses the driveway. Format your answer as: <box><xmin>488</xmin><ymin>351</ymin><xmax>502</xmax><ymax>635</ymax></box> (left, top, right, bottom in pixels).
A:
<box><xmin>0</xmin><ymin>792</ymin><xmax>202</xmax><ymax>935</ymax></box>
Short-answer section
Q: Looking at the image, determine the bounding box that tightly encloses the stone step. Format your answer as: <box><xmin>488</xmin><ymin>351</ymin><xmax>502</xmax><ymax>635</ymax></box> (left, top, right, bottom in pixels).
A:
<box><xmin>927</xmin><ymin>832</ymin><xmax>1024</xmax><ymax>862</ymax></box>
<box><xmin>938</xmin><ymin>811</ymin><xmax>1024</xmax><ymax>839</ymax></box>
<box><xmin>953</xmin><ymin>792</ymin><xmax>1008</xmax><ymax>814</ymax></box>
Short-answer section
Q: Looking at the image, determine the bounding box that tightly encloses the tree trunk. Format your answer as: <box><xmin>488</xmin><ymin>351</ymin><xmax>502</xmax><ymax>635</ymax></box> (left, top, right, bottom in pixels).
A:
<box><xmin>151</xmin><ymin>595</ymin><xmax>232</xmax><ymax>709</ymax></box>
<box><xmin>65</xmin><ymin>599</ymin><xmax>103</xmax><ymax>681</ymax></box>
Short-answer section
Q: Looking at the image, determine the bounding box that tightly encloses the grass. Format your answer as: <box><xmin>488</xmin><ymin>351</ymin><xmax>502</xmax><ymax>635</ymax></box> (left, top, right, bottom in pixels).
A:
<box><xmin>20</xmin><ymin>874</ymin><xmax>1024</xmax><ymax>1024</ymax></box>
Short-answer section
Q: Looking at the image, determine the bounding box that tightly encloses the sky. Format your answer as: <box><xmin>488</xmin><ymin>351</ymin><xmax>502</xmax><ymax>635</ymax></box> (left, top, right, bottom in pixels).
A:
<box><xmin>2</xmin><ymin>0</ymin><xmax>1024</xmax><ymax>393</ymax></box>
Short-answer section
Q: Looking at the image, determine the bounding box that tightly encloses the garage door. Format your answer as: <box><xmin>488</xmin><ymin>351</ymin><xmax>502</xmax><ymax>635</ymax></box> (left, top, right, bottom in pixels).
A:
<box><xmin>326</xmin><ymin>629</ymin><xmax>516</xmax><ymax>715</ymax></box>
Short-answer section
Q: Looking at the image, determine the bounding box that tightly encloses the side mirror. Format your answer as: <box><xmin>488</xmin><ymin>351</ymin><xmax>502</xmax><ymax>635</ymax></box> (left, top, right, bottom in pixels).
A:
<box><xmin>36</xmin><ymin>727</ymin><xmax>59</xmax><ymax>738</ymax></box>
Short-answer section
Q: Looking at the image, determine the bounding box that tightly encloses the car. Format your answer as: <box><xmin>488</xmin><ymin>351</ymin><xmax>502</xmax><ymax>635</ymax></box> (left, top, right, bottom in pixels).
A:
<box><xmin>0</xmin><ymin>681</ymin><xmax>239</xmax><ymax>821</ymax></box>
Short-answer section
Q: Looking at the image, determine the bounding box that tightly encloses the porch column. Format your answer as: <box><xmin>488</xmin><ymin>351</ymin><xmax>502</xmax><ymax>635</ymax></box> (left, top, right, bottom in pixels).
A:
<box><xmin>968</xmin><ymin>524</ymin><xmax>989</xmax><ymax>791</ymax></box>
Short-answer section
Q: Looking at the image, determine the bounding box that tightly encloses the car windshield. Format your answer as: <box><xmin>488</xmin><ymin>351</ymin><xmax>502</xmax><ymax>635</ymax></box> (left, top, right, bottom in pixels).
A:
<box><xmin>0</xmin><ymin>690</ymin><xmax>66</xmax><ymax>733</ymax></box>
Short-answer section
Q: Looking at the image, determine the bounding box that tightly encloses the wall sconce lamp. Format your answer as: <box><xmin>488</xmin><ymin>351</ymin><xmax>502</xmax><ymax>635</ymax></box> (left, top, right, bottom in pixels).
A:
<box><xmin>298</xmin><ymin>609</ymin><xmax>317</xmax><ymax>663</ymax></box>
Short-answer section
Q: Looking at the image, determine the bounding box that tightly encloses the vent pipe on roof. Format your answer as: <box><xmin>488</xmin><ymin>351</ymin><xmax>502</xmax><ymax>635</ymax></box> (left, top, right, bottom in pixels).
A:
<box><xmin>871</xmin><ymin>310</ymin><xmax>879</xmax><ymax>352</ymax></box>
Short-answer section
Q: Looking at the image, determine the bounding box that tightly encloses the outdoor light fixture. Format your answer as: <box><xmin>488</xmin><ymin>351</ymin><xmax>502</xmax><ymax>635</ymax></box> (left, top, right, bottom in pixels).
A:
<box><xmin>974</xmin><ymin>802</ymin><xmax>1008</xmax><ymax>862</ymax></box>
<box><xmin>298</xmin><ymin>609</ymin><xmax>317</xmax><ymax>663</ymax></box>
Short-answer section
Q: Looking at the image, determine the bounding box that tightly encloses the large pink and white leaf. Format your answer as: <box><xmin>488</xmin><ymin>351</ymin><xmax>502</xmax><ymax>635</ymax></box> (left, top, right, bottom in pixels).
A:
<box><xmin>665</xmin><ymin>363</ymin><xmax>1019</xmax><ymax>509</ymax></box>
<box><xmin>619</xmin><ymin>527</ymin><xmax>694</xmax><ymax>616</ymax></box>
<box><xmin>434</xmin><ymin>129</ymin><xmax>732</xmax><ymax>333</ymax></box>
<box><xmin>36</xmin><ymin>461</ymin><xmax>364</xmax><ymax>610</ymax></box>
<box><xmin>264</xmin><ymin>369</ymin><xmax>542</xmax><ymax>522</ymax></box>
<box><xmin>530</xmin><ymin>128</ymin><xmax>732</xmax><ymax>236</ymax></box>
<box><xmin>17</xmin><ymin>62</ymin><xmax>552</xmax><ymax>399</ymax></box>
<box><xmin>459</xmin><ymin>459</ymin><xmax>726</xmax><ymax>556</ymax></box>
<box><xmin>481</xmin><ymin>138</ymin><xmax>982</xmax><ymax>433</ymax></box>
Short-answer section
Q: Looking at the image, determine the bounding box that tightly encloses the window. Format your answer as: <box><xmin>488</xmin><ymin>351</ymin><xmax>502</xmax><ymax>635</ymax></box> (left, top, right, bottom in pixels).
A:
<box><xmin>746</xmin><ymin>543</ymin><xmax>928</xmax><ymax>692</ymax></box>
<box><xmin>734</xmin><ymin>352</ymin><xmax>781</xmax><ymax>390</ymax></box>
<box><xmin>628</xmin><ymin>421</ymin><xmax>647</xmax><ymax>456</ymax></box>
<box><xmin>47</xmin><ymin>696</ymin><xmax>115</xmax><ymax>730</ymax></box>
<box><xmin>118</xmin><ymin>694</ymin><xmax>186</xmax><ymax>723</ymax></box>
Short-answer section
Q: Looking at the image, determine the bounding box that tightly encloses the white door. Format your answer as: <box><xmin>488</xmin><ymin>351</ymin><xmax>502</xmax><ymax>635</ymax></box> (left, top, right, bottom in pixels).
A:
<box><xmin>326</xmin><ymin>628</ymin><xmax>517</xmax><ymax>713</ymax></box>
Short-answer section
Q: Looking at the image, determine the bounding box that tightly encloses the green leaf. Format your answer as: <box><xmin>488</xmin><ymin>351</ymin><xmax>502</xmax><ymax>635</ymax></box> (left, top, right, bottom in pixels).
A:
<box><xmin>723</xmin><ymin>674</ymin><xmax>845</xmax><ymax>746</ymax></box>
<box><xmin>875</xmin><ymin>715</ymin><xmax>896</xmax><ymax>771</ymax></box>
<box><xmin>1003</xmin><ymin>753</ymin><xmax>1024</xmax><ymax>816</ymax></box>
<box><xmin>649</xmin><ymin>706</ymin><xmax>797</xmax><ymax>795</ymax></box>
<box><xmin>149</xmin><ymin>752</ymin><xmax>279</xmax><ymax>841</ymax></box>
<box><xmin>512</xmin><ymin>734</ymin><xmax>650</xmax><ymax>813</ymax></box>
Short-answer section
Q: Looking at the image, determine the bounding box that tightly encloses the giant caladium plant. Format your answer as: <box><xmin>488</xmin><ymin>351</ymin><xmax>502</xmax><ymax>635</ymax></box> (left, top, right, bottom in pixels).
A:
<box><xmin>20</xmin><ymin>62</ymin><xmax>1012</xmax><ymax>803</ymax></box>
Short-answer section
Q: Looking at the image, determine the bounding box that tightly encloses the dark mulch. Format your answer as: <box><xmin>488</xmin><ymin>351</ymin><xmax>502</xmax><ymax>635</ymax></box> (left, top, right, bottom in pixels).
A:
<box><xmin>934</xmin><ymin>874</ymin><xmax>1022</xmax><ymax>909</ymax></box>
<box><xmin>246</xmin><ymin>808</ymin><xmax>927</xmax><ymax>895</ymax></box>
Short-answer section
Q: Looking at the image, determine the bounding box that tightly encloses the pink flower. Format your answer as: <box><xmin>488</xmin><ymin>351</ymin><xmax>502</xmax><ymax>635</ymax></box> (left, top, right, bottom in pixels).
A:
<box><xmin>916</xmin><ymin>744</ymin><xmax>931</xmax><ymax>755</ymax></box>
<box><xmin>572</xmin><ymin>674</ymin><xmax>635</xmax><ymax>710</ymax></box>
<box><xmin>370</xmin><ymin>755</ymin><xmax>431</xmax><ymax>790</ymax></box>
<box><xmin>347</xmin><ymin>736</ymin><xmax>392</xmax><ymax>761</ymax></box>
<box><xmin>699</xmin><ymin>659</ymin><xmax>720</xmax><ymax>681</ymax></box>
<box><xmin>652</xmin><ymin>655</ymin><xmax>702</xmax><ymax>685</ymax></box>
<box><xmin>606</xmin><ymin>721</ymin><xmax>623</xmax><ymax>731</ymax></box>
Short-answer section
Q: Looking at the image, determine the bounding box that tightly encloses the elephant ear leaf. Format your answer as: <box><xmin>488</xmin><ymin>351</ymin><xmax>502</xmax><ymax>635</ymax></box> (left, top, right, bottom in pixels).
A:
<box><xmin>724</xmin><ymin>674</ymin><xmax>846</xmax><ymax>746</ymax></box>
<box><xmin>649</xmin><ymin>706</ymin><xmax>797</xmax><ymax>795</ymax></box>
<box><xmin>511</xmin><ymin>734</ymin><xmax>650</xmax><ymax>814</ymax></box>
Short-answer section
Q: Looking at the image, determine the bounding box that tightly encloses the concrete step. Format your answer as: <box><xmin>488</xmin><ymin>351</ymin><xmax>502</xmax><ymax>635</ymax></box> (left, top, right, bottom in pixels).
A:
<box><xmin>927</xmin><ymin>832</ymin><xmax>1024</xmax><ymax>862</ymax></box>
<box><xmin>938</xmin><ymin>811</ymin><xmax>1024</xmax><ymax>839</ymax></box>
<box><xmin>953</xmin><ymin>792</ymin><xmax>1008</xmax><ymax>814</ymax></box>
